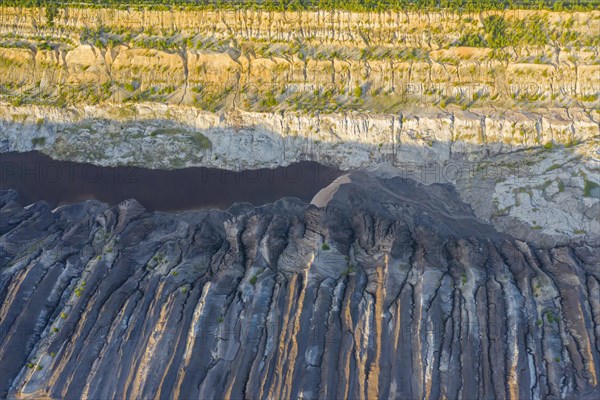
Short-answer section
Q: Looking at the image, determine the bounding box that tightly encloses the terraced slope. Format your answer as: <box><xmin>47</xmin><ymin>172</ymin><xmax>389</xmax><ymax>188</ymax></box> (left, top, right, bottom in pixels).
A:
<box><xmin>0</xmin><ymin>7</ymin><xmax>598</xmax><ymax>111</ymax></box>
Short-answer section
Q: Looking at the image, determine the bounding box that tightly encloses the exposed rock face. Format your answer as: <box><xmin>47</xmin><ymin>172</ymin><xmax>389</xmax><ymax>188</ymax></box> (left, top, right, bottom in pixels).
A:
<box><xmin>1</xmin><ymin>104</ymin><xmax>598</xmax><ymax>170</ymax></box>
<box><xmin>1</xmin><ymin>172</ymin><xmax>598</xmax><ymax>399</ymax></box>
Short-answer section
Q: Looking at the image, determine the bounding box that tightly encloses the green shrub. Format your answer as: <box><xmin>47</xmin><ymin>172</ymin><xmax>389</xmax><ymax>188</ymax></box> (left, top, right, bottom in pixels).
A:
<box><xmin>45</xmin><ymin>3</ymin><xmax>58</xmax><ymax>27</ymax></box>
<box><xmin>249</xmin><ymin>275</ymin><xmax>258</xmax><ymax>286</ymax></box>
<box><xmin>342</xmin><ymin>263</ymin><xmax>356</xmax><ymax>276</ymax></box>
<box><xmin>260</xmin><ymin>91</ymin><xmax>278</xmax><ymax>108</ymax></box>
<box><xmin>123</xmin><ymin>82</ymin><xmax>136</xmax><ymax>92</ymax></box>
<box><xmin>482</xmin><ymin>16</ymin><xmax>509</xmax><ymax>48</ymax></box>
<box><xmin>321</xmin><ymin>243</ymin><xmax>330</xmax><ymax>251</ymax></box>
<box><xmin>543</xmin><ymin>141</ymin><xmax>554</xmax><ymax>150</ymax></box>
<box><xmin>545</xmin><ymin>311</ymin><xmax>557</xmax><ymax>324</ymax></box>
<box><xmin>457</xmin><ymin>32</ymin><xmax>485</xmax><ymax>47</ymax></box>
<box><xmin>10</xmin><ymin>96</ymin><xmax>23</xmax><ymax>107</ymax></box>
<box><xmin>579</xmin><ymin>93</ymin><xmax>598</xmax><ymax>102</ymax></box>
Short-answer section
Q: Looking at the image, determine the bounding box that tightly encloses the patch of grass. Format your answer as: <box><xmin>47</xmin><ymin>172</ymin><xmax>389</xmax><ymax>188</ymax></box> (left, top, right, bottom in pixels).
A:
<box><xmin>151</xmin><ymin>127</ymin><xmax>187</xmax><ymax>136</ymax></box>
<box><xmin>31</xmin><ymin>136</ymin><xmax>46</xmax><ymax>147</ymax></box>
<box><xmin>583</xmin><ymin>179</ymin><xmax>600</xmax><ymax>198</ymax></box>
<box><xmin>321</xmin><ymin>243</ymin><xmax>330</xmax><ymax>251</ymax></box>
<box><xmin>12</xmin><ymin>114</ymin><xmax>27</xmax><ymax>122</ymax></box>
<box><xmin>217</xmin><ymin>316</ymin><xmax>224</xmax><ymax>323</ymax></box>
<box><xmin>545</xmin><ymin>164</ymin><xmax>561</xmax><ymax>173</ymax></box>
<box><xmin>113</xmin><ymin>106</ymin><xmax>136</xmax><ymax>120</ymax></box>
<box><xmin>461</xmin><ymin>273</ymin><xmax>467</xmax><ymax>285</ymax></box>
<box><xmin>190</xmin><ymin>132</ymin><xmax>212</xmax><ymax>149</ymax></box>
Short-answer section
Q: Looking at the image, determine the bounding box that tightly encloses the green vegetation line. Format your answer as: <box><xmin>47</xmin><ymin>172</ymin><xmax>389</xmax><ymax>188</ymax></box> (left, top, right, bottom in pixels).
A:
<box><xmin>2</xmin><ymin>0</ymin><xmax>598</xmax><ymax>12</ymax></box>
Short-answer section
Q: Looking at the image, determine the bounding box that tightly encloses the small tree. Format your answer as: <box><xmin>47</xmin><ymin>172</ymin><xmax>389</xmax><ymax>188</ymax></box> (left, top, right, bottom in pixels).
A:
<box><xmin>483</xmin><ymin>16</ymin><xmax>508</xmax><ymax>49</ymax></box>
<box><xmin>45</xmin><ymin>3</ymin><xmax>59</xmax><ymax>27</ymax></box>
